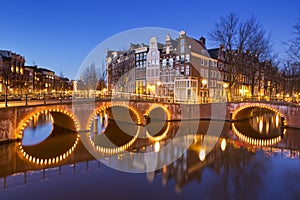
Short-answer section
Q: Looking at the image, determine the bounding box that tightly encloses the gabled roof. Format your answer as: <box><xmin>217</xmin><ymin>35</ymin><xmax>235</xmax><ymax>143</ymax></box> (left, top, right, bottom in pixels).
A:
<box><xmin>185</xmin><ymin>36</ymin><xmax>211</xmax><ymax>58</ymax></box>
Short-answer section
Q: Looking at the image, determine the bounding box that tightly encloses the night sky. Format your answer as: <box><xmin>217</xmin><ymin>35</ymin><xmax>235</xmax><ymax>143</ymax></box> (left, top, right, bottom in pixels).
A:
<box><xmin>0</xmin><ymin>0</ymin><xmax>299</xmax><ymax>79</ymax></box>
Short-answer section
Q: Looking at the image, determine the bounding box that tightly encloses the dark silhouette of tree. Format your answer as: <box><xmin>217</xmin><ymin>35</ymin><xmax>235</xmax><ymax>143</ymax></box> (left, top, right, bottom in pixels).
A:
<box><xmin>286</xmin><ymin>19</ymin><xmax>300</xmax><ymax>65</ymax></box>
<box><xmin>209</xmin><ymin>13</ymin><xmax>273</xmax><ymax>99</ymax></box>
<box><xmin>0</xmin><ymin>65</ymin><xmax>12</xmax><ymax>107</ymax></box>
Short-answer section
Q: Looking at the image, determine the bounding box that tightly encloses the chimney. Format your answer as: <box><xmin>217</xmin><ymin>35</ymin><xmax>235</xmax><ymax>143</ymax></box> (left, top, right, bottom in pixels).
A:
<box><xmin>199</xmin><ymin>37</ymin><xmax>206</xmax><ymax>46</ymax></box>
<box><xmin>179</xmin><ymin>30</ymin><xmax>186</xmax><ymax>36</ymax></box>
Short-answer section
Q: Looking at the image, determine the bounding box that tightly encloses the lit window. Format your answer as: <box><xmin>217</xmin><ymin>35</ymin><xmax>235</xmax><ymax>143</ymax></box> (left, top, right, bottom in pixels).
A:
<box><xmin>186</xmin><ymin>54</ymin><xmax>190</xmax><ymax>62</ymax></box>
<box><xmin>162</xmin><ymin>59</ymin><xmax>167</xmax><ymax>67</ymax></box>
<box><xmin>185</xmin><ymin>66</ymin><xmax>189</xmax><ymax>75</ymax></box>
<box><xmin>156</xmin><ymin>59</ymin><xmax>159</xmax><ymax>65</ymax></box>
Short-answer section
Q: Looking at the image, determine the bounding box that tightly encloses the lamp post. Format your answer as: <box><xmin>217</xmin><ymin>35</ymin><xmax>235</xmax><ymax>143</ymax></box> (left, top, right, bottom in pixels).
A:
<box><xmin>202</xmin><ymin>79</ymin><xmax>207</xmax><ymax>103</ymax></box>
<box><xmin>156</xmin><ymin>80</ymin><xmax>161</xmax><ymax>102</ymax></box>
<box><xmin>223</xmin><ymin>82</ymin><xmax>228</xmax><ymax>102</ymax></box>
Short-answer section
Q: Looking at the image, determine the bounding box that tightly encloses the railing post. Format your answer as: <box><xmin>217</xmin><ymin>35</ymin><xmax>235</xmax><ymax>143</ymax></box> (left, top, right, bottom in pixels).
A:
<box><xmin>25</xmin><ymin>93</ymin><xmax>28</xmax><ymax>106</ymax></box>
<box><xmin>5</xmin><ymin>93</ymin><xmax>8</xmax><ymax>107</ymax></box>
<box><xmin>44</xmin><ymin>93</ymin><xmax>46</xmax><ymax>105</ymax></box>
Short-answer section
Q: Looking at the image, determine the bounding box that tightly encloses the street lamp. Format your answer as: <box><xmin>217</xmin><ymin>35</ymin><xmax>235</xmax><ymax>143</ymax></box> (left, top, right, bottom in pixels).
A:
<box><xmin>223</xmin><ymin>83</ymin><xmax>229</xmax><ymax>101</ymax></box>
<box><xmin>202</xmin><ymin>79</ymin><xmax>207</xmax><ymax>103</ymax></box>
<box><xmin>156</xmin><ymin>81</ymin><xmax>161</xmax><ymax>101</ymax></box>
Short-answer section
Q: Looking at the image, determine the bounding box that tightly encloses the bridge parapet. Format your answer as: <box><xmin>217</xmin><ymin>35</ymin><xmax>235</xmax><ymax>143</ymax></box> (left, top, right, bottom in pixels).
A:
<box><xmin>0</xmin><ymin>100</ymin><xmax>299</xmax><ymax>142</ymax></box>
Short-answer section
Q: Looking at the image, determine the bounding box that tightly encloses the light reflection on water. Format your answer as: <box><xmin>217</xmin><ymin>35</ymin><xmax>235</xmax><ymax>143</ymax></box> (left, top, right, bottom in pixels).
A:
<box><xmin>22</xmin><ymin>113</ymin><xmax>53</xmax><ymax>146</ymax></box>
<box><xmin>0</xmin><ymin>111</ymin><xmax>300</xmax><ymax>199</ymax></box>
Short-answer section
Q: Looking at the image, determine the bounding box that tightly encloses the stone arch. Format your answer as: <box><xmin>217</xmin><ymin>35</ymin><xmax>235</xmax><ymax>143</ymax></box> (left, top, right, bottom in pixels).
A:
<box><xmin>17</xmin><ymin>108</ymin><xmax>80</xmax><ymax>139</ymax></box>
<box><xmin>86</xmin><ymin>103</ymin><xmax>142</xmax><ymax>130</ymax></box>
<box><xmin>144</xmin><ymin>104</ymin><xmax>171</xmax><ymax>121</ymax></box>
<box><xmin>232</xmin><ymin>103</ymin><xmax>287</xmax><ymax>126</ymax></box>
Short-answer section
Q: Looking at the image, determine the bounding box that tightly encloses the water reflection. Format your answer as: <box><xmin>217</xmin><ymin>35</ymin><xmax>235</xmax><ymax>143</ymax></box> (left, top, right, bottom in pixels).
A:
<box><xmin>22</xmin><ymin>113</ymin><xmax>53</xmax><ymax>146</ymax></box>
<box><xmin>249</xmin><ymin>109</ymin><xmax>282</xmax><ymax>136</ymax></box>
<box><xmin>18</xmin><ymin>112</ymin><xmax>79</xmax><ymax>166</ymax></box>
<box><xmin>233</xmin><ymin>109</ymin><xmax>285</xmax><ymax>146</ymax></box>
<box><xmin>1</xmin><ymin>118</ymin><xmax>300</xmax><ymax>198</ymax></box>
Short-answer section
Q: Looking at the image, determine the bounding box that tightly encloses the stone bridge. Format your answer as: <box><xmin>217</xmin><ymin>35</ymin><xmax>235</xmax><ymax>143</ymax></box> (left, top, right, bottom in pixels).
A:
<box><xmin>0</xmin><ymin>99</ymin><xmax>299</xmax><ymax>142</ymax></box>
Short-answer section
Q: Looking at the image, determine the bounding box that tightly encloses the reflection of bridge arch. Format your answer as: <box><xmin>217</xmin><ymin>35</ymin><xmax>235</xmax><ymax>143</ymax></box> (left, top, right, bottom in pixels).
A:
<box><xmin>17</xmin><ymin>135</ymin><xmax>80</xmax><ymax>166</ymax></box>
<box><xmin>86</xmin><ymin>103</ymin><xmax>142</xmax><ymax>154</ymax></box>
<box><xmin>146</xmin><ymin>122</ymin><xmax>170</xmax><ymax>142</ymax></box>
<box><xmin>17</xmin><ymin>108</ymin><xmax>80</xmax><ymax>139</ymax></box>
<box><xmin>232</xmin><ymin>123</ymin><xmax>282</xmax><ymax>146</ymax></box>
<box><xmin>88</xmin><ymin>126</ymin><xmax>141</xmax><ymax>154</ymax></box>
<box><xmin>232</xmin><ymin>103</ymin><xmax>287</xmax><ymax>126</ymax></box>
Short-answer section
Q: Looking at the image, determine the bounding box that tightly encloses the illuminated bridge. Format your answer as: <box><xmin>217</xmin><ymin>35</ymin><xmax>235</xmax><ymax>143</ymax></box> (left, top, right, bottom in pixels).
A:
<box><xmin>0</xmin><ymin>99</ymin><xmax>299</xmax><ymax>143</ymax></box>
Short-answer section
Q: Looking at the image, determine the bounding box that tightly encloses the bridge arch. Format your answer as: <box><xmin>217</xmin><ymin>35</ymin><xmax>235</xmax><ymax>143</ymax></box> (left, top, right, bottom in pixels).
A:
<box><xmin>17</xmin><ymin>108</ymin><xmax>80</xmax><ymax>139</ymax></box>
<box><xmin>84</xmin><ymin>103</ymin><xmax>142</xmax><ymax>154</ymax></box>
<box><xmin>87</xmin><ymin>103</ymin><xmax>142</xmax><ymax>130</ymax></box>
<box><xmin>142</xmin><ymin>104</ymin><xmax>171</xmax><ymax>142</ymax></box>
<box><xmin>144</xmin><ymin>104</ymin><xmax>171</xmax><ymax>121</ymax></box>
<box><xmin>232</xmin><ymin>103</ymin><xmax>288</xmax><ymax>126</ymax></box>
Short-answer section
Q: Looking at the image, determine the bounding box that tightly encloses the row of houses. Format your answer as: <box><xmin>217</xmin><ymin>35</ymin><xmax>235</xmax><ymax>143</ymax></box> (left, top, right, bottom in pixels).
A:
<box><xmin>0</xmin><ymin>50</ymin><xmax>72</xmax><ymax>96</ymax></box>
<box><xmin>106</xmin><ymin>31</ymin><xmax>281</xmax><ymax>103</ymax></box>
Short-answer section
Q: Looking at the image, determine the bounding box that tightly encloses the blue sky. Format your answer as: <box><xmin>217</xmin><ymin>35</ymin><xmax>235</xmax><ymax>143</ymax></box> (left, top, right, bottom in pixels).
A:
<box><xmin>0</xmin><ymin>0</ymin><xmax>299</xmax><ymax>79</ymax></box>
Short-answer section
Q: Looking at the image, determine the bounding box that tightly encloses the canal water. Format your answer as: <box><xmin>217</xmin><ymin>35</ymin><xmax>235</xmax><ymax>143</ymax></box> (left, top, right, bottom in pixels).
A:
<box><xmin>0</xmin><ymin>110</ymin><xmax>300</xmax><ymax>199</ymax></box>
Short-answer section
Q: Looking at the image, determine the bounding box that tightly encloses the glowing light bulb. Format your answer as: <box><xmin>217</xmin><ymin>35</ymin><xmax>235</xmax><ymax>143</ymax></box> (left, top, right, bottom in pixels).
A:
<box><xmin>199</xmin><ymin>149</ymin><xmax>206</xmax><ymax>161</ymax></box>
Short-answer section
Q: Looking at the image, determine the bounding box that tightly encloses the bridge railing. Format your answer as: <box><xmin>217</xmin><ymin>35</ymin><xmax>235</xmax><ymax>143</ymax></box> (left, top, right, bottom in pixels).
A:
<box><xmin>0</xmin><ymin>92</ymin><xmax>299</xmax><ymax>108</ymax></box>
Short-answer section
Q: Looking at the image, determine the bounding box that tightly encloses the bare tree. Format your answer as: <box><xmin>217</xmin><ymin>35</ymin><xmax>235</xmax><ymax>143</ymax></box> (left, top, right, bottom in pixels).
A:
<box><xmin>81</xmin><ymin>63</ymin><xmax>100</xmax><ymax>90</ymax></box>
<box><xmin>209</xmin><ymin>13</ymin><xmax>273</xmax><ymax>99</ymax></box>
<box><xmin>209</xmin><ymin>13</ymin><xmax>242</xmax><ymax>100</ymax></box>
<box><xmin>0</xmin><ymin>66</ymin><xmax>12</xmax><ymax>107</ymax></box>
<box><xmin>286</xmin><ymin>19</ymin><xmax>300</xmax><ymax>65</ymax></box>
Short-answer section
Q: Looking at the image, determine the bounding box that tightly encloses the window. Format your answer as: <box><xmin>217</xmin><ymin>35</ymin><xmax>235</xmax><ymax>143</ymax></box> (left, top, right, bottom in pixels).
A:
<box><xmin>176</xmin><ymin>56</ymin><xmax>180</xmax><ymax>63</ymax></box>
<box><xmin>162</xmin><ymin>59</ymin><xmax>166</xmax><ymax>67</ymax></box>
<box><xmin>151</xmin><ymin>60</ymin><xmax>155</xmax><ymax>65</ymax></box>
<box><xmin>176</xmin><ymin>68</ymin><xmax>179</xmax><ymax>76</ymax></box>
<box><xmin>185</xmin><ymin>66</ymin><xmax>189</xmax><ymax>76</ymax></box>
<box><xmin>181</xmin><ymin>56</ymin><xmax>185</xmax><ymax>64</ymax></box>
<box><xmin>136</xmin><ymin>54</ymin><xmax>139</xmax><ymax>60</ymax></box>
<box><xmin>169</xmin><ymin>58</ymin><xmax>174</xmax><ymax>67</ymax></box>
<box><xmin>201</xmin><ymin>59</ymin><xmax>204</xmax><ymax>65</ymax></box>
<box><xmin>181</xmin><ymin>46</ymin><xmax>185</xmax><ymax>53</ymax></box>
<box><xmin>151</xmin><ymin>51</ymin><xmax>155</xmax><ymax>56</ymax></box>
<box><xmin>143</xmin><ymin>52</ymin><xmax>147</xmax><ymax>59</ymax></box>
<box><xmin>205</xmin><ymin>70</ymin><xmax>208</xmax><ymax>78</ymax></box>
<box><xmin>186</xmin><ymin>54</ymin><xmax>190</xmax><ymax>62</ymax></box>
<box><xmin>180</xmin><ymin>39</ymin><xmax>184</xmax><ymax>45</ymax></box>
<box><xmin>156</xmin><ymin>59</ymin><xmax>159</xmax><ymax>65</ymax></box>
